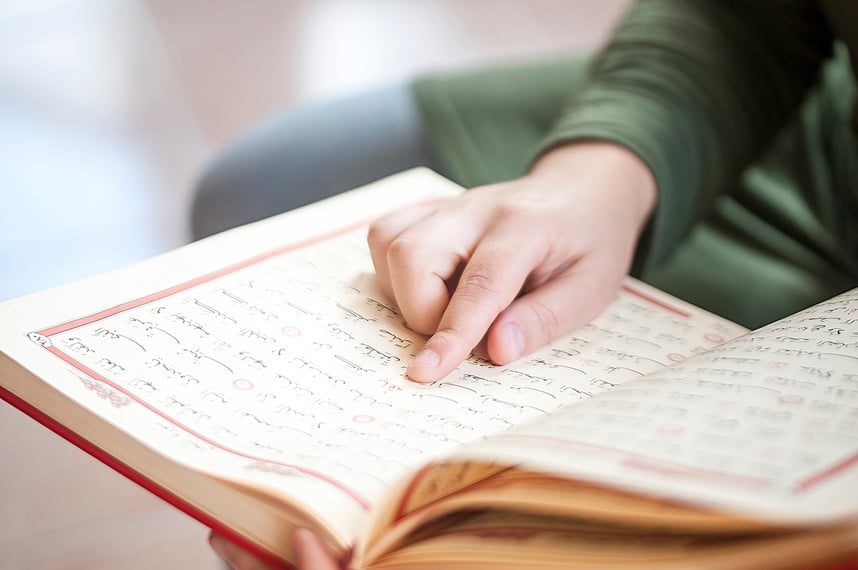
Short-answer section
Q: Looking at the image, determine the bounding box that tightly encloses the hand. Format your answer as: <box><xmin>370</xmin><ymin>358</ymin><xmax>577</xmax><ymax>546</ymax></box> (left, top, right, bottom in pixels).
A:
<box><xmin>209</xmin><ymin>529</ymin><xmax>340</xmax><ymax>570</ymax></box>
<box><xmin>368</xmin><ymin>142</ymin><xmax>656</xmax><ymax>383</ymax></box>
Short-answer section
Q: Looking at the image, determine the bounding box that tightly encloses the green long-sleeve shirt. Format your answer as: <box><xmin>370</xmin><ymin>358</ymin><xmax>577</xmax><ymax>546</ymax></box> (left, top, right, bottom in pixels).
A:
<box><xmin>412</xmin><ymin>0</ymin><xmax>858</xmax><ymax>328</ymax></box>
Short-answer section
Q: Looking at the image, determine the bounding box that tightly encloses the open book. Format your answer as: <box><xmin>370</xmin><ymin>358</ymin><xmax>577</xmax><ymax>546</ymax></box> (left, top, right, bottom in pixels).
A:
<box><xmin>1</xmin><ymin>168</ymin><xmax>857</xmax><ymax>569</ymax></box>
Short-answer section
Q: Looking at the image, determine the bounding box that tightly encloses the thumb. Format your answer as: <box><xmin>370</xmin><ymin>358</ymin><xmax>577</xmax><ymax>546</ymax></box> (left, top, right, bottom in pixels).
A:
<box><xmin>486</xmin><ymin>262</ymin><xmax>623</xmax><ymax>365</ymax></box>
<box><xmin>292</xmin><ymin>529</ymin><xmax>341</xmax><ymax>570</ymax></box>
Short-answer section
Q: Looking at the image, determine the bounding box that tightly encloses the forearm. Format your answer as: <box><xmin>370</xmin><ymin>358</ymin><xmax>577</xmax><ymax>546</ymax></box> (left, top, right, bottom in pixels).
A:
<box><xmin>537</xmin><ymin>0</ymin><xmax>833</xmax><ymax>268</ymax></box>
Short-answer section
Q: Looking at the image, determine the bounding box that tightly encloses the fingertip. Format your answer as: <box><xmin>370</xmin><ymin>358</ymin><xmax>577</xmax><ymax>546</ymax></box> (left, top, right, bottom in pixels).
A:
<box><xmin>208</xmin><ymin>534</ymin><xmax>227</xmax><ymax>559</ymax></box>
<box><xmin>291</xmin><ymin>528</ymin><xmax>315</xmax><ymax>551</ymax></box>
<box><xmin>291</xmin><ymin>528</ymin><xmax>336</xmax><ymax>570</ymax></box>
<box><xmin>406</xmin><ymin>347</ymin><xmax>442</xmax><ymax>383</ymax></box>
<box><xmin>405</xmin><ymin>330</ymin><xmax>469</xmax><ymax>383</ymax></box>
<box><xmin>291</xmin><ymin>528</ymin><xmax>324</xmax><ymax>568</ymax></box>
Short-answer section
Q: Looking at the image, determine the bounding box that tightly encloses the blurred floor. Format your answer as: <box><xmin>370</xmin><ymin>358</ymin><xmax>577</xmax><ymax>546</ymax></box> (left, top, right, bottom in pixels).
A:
<box><xmin>0</xmin><ymin>1</ymin><xmax>630</xmax><ymax>568</ymax></box>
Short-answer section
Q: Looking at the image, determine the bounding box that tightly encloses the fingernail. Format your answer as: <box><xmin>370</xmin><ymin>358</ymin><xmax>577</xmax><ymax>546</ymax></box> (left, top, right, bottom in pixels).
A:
<box><xmin>292</xmin><ymin>527</ymin><xmax>314</xmax><ymax>547</ymax></box>
<box><xmin>292</xmin><ymin>528</ymin><xmax>327</xmax><ymax>568</ymax></box>
<box><xmin>209</xmin><ymin>535</ymin><xmax>227</xmax><ymax>559</ymax></box>
<box><xmin>291</xmin><ymin>528</ymin><xmax>312</xmax><ymax>566</ymax></box>
<box><xmin>411</xmin><ymin>348</ymin><xmax>440</xmax><ymax>369</ymax></box>
<box><xmin>505</xmin><ymin>323</ymin><xmax>524</xmax><ymax>361</ymax></box>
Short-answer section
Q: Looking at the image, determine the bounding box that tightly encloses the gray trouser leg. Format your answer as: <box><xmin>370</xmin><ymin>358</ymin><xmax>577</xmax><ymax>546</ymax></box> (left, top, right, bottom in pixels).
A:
<box><xmin>190</xmin><ymin>83</ymin><xmax>436</xmax><ymax>239</ymax></box>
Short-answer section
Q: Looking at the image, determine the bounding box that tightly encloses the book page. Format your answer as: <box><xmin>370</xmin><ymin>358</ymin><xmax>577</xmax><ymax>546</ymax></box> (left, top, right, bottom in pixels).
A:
<box><xmin>365</xmin><ymin>508</ymin><xmax>858</xmax><ymax>570</ymax></box>
<box><xmin>0</xmin><ymin>168</ymin><xmax>744</xmax><ymax>547</ymax></box>
<box><xmin>454</xmin><ymin>288</ymin><xmax>858</xmax><ymax>523</ymax></box>
<box><xmin>0</xmin><ymin>168</ymin><xmax>466</xmax><ymax>547</ymax></box>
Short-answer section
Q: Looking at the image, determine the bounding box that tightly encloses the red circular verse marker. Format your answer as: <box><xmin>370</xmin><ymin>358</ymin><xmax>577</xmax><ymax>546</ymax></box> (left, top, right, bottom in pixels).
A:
<box><xmin>232</xmin><ymin>378</ymin><xmax>254</xmax><ymax>391</ymax></box>
<box><xmin>280</xmin><ymin>326</ymin><xmax>301</xmax><ymax>337</ymax></box>
<box><xmin>704</xmin><ymin>333</ymin><xmax>724</xmax><ymax>344</ymax></box>
<box><xmin>658</xmin><ymin>423</ymin><xmax>684</xmax><ymax>436</ymax></box>
<box><xmin>778</xmin><ymin>394</ymin><xmax>804</xmax><ymax>405</ymax></box>
<box><xmin>352</xmin><ymin>414</ymin><xmax>375</xmax><ymax>423</ymax></box>
<box><xmin>667</xmin><ymin>353</ymin><xmax>686</xmax><ymax>363</ymax></box>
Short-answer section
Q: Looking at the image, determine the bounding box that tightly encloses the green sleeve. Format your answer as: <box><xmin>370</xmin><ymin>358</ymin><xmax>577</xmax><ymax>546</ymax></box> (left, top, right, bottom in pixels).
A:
<box><xmin>537</xmin><ymin>0</ymin><xmax>833</xmax><ymax>271</ymax></box>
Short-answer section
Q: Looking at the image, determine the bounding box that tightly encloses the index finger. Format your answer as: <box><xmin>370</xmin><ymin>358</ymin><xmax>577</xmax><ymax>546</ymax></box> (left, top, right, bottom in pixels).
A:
<box><xmin>406</xmin><ymin>227</ymin><xmax>544</xmax><ymax>382</ymax></box>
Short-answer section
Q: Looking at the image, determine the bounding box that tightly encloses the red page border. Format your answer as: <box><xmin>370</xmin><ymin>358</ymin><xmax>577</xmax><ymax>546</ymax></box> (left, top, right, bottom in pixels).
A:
<box><xmin>0</xmin><ymin>383</ymin><xmax>297</xmax><ymax>570</ymax></box>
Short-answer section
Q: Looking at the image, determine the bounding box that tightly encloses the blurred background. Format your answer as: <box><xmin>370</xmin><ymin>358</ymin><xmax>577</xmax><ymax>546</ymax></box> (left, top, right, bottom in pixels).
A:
<box><xmin>0</xmin><ymin>1</ymin><xmax>630</xmax><ymax>567</ymax></box>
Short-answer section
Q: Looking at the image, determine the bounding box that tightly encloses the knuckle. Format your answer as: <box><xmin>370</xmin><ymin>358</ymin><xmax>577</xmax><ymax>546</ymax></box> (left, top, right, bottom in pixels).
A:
<box><xmin>524</xmin><ymin>298</ymin><xmax>562</xmax><ymax>345</ymax></box>
<box><xmin>497</xmin><ymin>194</ymin><xmax>543</xmax><ymax>221</ymax></box>
<box><xmin>386</xmin><ymin>236</ymin><xmax>420</xmax><ymax>267</ymax></box>
<box><xmin>454</xmin><ymin>267</ymin><xmax>503</xmax><ymax>313</ymax></box>
<box><xmin>402</xmin><ymin>304</ymin><xmax>441</xmax><ymax>336</ymax></box>
<box><xmin>457</xmin><ymin>265</ymin><xmax>500</xmax><ymax>299</ymax></box>
<box><xmin>489</xmin><ymin>202</ymin><xmax>555</xmax><ymax>250</ymax></box>
<box><xmin>493</xmin><ymin>198</ymin><xmax>520</xmax><ymax>220</ymax></box>
<box><xmin>366</xmin><ymin>221</ymin><xmax>395</xmax><ymax>251</ymax></box>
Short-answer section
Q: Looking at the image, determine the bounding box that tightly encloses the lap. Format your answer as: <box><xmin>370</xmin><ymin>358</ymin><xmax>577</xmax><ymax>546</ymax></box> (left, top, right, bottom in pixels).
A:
<box><xmin>643</xmin><ymin>48</ymin><xmax>858</xmax><ymax>327</ymax></box>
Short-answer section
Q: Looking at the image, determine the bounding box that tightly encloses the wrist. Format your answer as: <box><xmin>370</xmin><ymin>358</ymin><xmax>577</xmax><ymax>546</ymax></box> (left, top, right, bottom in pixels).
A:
<box><xmin>529</xmin><ymin>142</ymin><xmax>657</xmax><ymax>232</ymax></box>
